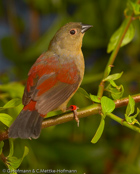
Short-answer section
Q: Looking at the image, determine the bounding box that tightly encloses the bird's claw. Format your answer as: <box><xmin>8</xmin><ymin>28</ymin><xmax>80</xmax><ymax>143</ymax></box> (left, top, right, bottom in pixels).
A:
<box><xmin>68</xmin><ymin>105</ymin><xmax>79</xmax><ymax>127</ymax></box>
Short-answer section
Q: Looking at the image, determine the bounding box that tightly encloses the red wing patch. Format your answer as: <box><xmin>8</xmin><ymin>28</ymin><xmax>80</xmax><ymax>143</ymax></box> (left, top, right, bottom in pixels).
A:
<box><xmin>27</xmin><ymin>56</ymin><xmax>59</xmax><ymax>92</ymax></box>
<box><xmin>23</xmin><ymin>100</ymin><xmax>36</xmax><ymax>111</ymax></box>
<box><xmin>37</xmin><ymin>75</ymin><xmax>57</xmax><ymax>96</ymax></box>
<box><xmin>23</xmin><ymin>53</ymin><xmax>81</xmax><ymax>114</ymax></box>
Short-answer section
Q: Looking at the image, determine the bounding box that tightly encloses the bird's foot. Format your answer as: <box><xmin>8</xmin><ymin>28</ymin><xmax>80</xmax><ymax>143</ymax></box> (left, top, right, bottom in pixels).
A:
<box><xmin>68</xmin><ymin>105</ymin><xmax>79</xmax><ymax>127</ymax></box>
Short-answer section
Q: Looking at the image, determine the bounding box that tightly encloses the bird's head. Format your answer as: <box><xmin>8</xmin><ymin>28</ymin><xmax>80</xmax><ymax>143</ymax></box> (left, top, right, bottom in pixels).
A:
<box><xmin>48</xmin><ymin>22</ymin><xmax>92</xmax><ymax>53</ymax></box>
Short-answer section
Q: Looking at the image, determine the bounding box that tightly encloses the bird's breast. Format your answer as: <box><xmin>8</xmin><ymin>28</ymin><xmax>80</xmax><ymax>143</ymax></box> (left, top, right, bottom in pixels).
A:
<box><xmin>57</xmin><ymin>49</ymin><xmax>85</xmax><ymax>81</ymax></box>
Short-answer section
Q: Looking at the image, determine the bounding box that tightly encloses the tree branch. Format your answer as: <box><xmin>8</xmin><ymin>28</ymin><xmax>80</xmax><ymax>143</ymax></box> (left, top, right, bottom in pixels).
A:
<box><xmin>0</xmin><ymin>94</ymin><xmax>140</xmax><ymax>141</ymax></box>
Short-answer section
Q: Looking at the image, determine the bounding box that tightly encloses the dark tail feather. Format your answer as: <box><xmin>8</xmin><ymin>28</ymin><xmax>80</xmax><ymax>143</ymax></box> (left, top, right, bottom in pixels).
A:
<box><xmin>8</xmin><ymin>110</ymin><xmax>43</xmax><ymax>139</ymax></box>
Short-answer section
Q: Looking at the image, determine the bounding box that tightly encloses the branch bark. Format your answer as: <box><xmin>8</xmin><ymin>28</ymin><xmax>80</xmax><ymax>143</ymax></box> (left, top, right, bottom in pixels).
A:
<box><xmin>0</xmin><ymin>94</ymin><xmax>140</xmax><ymax>141</ymax></box>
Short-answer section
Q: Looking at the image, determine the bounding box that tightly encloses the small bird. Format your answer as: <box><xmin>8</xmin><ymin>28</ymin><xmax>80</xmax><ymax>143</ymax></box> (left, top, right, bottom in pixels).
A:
<box><xmin>9</xmin><ymin>22</ymin><xmax>92</xmax><ymax>139</ymax></box>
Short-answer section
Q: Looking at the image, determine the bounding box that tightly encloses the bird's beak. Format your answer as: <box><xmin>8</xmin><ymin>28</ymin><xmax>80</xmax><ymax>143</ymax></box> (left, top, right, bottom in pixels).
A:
<box><xmin>81</xmin><ymin>24</ymin><xmax>93</xmax><ymax>33</ymax></box>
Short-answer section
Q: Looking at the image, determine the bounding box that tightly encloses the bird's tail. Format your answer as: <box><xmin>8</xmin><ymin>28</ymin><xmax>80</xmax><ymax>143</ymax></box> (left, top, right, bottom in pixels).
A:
<box><xmin>8</xmin><ymin>109</ymin><xmax>43</xmax><ymax>139</ymax></box>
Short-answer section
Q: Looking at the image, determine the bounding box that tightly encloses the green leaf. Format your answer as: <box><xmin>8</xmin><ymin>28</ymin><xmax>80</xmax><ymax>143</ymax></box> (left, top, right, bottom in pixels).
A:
<box><xmin>7</xmin><ymin>146</ymin><xmax>29</xmax><ymax>169</ymax></box>
<box><xmin>0</xmin><ymin>113</ymin><xmax>13</xmax><ymax>127</ymax></box>
<box><xmin>104</xmin><ymin>72</ymin><xmax>124</xmax><ymax>100</ymax></box>
<box><xmin>109</xmin><ymin>80</ymin><xmax>117</xmax><ymax>87</ymax></box>
<box><xmin>111</xmin><ymin>85</ymin><xmax>124</xmax><ymax>100</ymax></box>
<box><xmin>77</xmin><ymin>87</ymin><xmax>91</xmax><ymax>100</ymax></box>
<box><xmin>129</xmin><ymin>1</ymin><xmax>140</xmax><ymax>15</ymax></box>
<box><xmin>125</xmin><ymin>108</ymin><xmax>140</xmax><ymax>125</ymax></box>
<box><xmin>91</xmin><ymin>117</ymin><xmax>105</xmax><ymax>144</ymax></box>
<box><xmin>106</xmin><ymin>65</ymin><xmax>112</xmax><ymax>76</ymax></box>
<box><xmin>7</xmin><ymin>156</ymin><xmax>22</xmax><ymax>169</ymax></box>
<box><xmin>0</xmin><ymin>141</ymin><xmax>4</xmax><ymax>155</ymax></box>
<box><xmin>131</xmin><ymin>108</ymin><xmax>140</xmax><ymax>119</ymax></box>
<box><xmin>126</xmin><ymin>95</ymin><xmax>135</xmax><ymax>116</ymax></box>
<box><xmin>0</xmin><ymin>98</ymin><xmax>22</xmax><ymax>111</ymax></box>
<box><xmin>8</xmin><ymin>139</ymin><xmax>14</xmax><ymax>158</ymax></box>
<box><xmin>22</xmin><ymin>146</ymin><xmax>29</xmax><ymax>159</ymax></box>
<box><xmin>101</xmin><ymin>96</ymin><xmax>115</xmax><ymax>115</ymax></box>
<box><xmin>103</xmin><ymin>72</ymin><xmax>123</xmax><ymax>82</ymax></box>
<box><xmin>90</xmin><ymin>94</ymin><xmax>101</xmax><ymax>103</ymax></box>
<box><xmin>106</xmin><ymin>83</ymin><xmax>124</xmax><ymax>100</ymax></box>
<box><xmin>125</xmin><ymin>95</ymin><xmax>140</xmax><ymax>125</ymax></box>
<box><xmin>107</xmin><ymin>19</ymin><xmax>135</xmax><ymax>53</ymax></box>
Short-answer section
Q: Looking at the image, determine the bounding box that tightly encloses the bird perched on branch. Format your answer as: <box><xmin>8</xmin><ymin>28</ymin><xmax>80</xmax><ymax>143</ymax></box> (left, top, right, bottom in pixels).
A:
<box><xmin>9</xmin><ymin>22</ymin><xmax>92</xmax><ymax>139</ymax></box>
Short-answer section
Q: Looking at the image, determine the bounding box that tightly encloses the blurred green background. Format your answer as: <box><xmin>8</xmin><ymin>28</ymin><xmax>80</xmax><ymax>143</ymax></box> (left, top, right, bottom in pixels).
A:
<box><xmin>0</xmin><ymin>0</ymin><xmax>140</xmax><ymax>173</ymax></box>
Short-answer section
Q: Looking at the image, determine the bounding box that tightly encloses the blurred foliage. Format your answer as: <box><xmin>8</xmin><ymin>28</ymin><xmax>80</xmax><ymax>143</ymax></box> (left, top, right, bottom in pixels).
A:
<box><xmin>0</xmin><ymin>0</ymin><xmax>140</xmax><ymax>173</ymax></box>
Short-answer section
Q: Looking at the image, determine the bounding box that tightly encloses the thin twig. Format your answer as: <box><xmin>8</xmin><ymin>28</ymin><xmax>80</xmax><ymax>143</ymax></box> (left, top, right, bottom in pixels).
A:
<box><xmin>107</xmin><ymin>113</ymin><xmax>140</xmax><ymax>133</ymax></box>
<box><xmin>0</xmin><ymin>153</ymin><xmax>7</xmax><ymax>164</ymax></box>
<box><xmin>97</xmin><ymin>16</ymin><xmax>133</xmax><ymax>98</ymax></box>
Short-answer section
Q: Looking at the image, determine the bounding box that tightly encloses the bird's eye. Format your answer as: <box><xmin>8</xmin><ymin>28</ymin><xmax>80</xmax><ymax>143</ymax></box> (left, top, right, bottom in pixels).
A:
<box><xmin>70</xmin><ymin>29</ymin><xmax>76</xmax><ymax>35</ymax></box>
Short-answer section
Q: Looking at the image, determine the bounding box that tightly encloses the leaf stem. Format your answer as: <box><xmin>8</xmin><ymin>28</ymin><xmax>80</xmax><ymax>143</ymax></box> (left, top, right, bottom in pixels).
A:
<box><xmin>107</xmin><ymin>113</ymin><xmax>140</xmax><ymax>133</ymax></box>
<box><xmin>97</xmin><ymin>16</ymin><xmax>133</xmax><ymax>98</ymax></box>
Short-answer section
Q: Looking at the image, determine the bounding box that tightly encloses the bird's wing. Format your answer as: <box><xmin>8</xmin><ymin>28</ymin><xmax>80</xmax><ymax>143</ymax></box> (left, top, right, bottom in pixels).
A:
<box><xmin>22</xmin><ymin>53</ymin><xmax>81</xmax><ymax>115</ymax></box>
